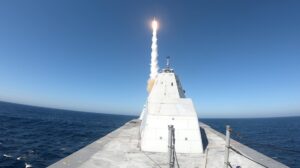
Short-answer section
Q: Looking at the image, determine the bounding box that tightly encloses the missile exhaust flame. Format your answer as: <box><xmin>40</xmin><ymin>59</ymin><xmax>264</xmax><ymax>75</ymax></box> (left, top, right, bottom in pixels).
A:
<box><xmin>147</xmin><ymin>19</ymin><xmax>159</xmax><ymax>93</ymax></box>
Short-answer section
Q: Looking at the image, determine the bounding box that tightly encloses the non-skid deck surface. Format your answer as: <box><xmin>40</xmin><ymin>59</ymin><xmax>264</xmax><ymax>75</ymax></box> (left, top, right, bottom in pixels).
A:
<box><xmin>48</xmin><ymin>120</ymin><xmax>288</xmax><ymax>168</ymax></box>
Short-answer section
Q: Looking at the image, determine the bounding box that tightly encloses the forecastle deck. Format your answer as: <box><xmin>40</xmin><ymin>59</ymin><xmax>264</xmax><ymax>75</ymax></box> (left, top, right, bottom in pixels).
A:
<box><xmin>48</xmin><ymin>119</ymin><xmax>288</xmax><ymax>168</ymax></box>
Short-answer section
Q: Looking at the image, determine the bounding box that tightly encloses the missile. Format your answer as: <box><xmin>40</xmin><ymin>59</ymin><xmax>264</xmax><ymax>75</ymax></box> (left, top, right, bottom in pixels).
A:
<box><xmin>152</xmin><ymin>19</ymin><xmax>158</xmax><ymax>30</ymax></box>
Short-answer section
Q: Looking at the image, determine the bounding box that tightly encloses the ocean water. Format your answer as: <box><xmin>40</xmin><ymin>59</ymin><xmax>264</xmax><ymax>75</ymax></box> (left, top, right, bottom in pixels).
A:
<box><xmin>0</xmin><ymin>101</ymin><xmax>299</xmax><ymax>168</ymax></box>
<box><xmin>0</xmin><ymin>101</ymin><xmax>135</xmax><ymax>168</ymax></box>
<box><xmin>201</xmin><ymin>117</ymin><xmax>300</xmax><ymax>168</ymax></box>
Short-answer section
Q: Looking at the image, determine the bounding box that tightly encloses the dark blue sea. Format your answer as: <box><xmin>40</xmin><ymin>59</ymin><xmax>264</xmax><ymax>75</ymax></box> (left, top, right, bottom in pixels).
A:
<box><xmin>0</xmin><ymin>101</ymin><xmax>299</xmax><ymax>168</ymax></box>
<box><xmin>201</xmin><ymin>117</ymin><xmax>300</xmax><ymax>168</ymax></box>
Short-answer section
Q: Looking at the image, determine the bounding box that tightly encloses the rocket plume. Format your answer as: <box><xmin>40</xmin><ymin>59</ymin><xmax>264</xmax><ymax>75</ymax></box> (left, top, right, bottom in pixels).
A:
<box><xmin>147</xmin><ymin>19</ymin><xmax>159</xmax><ymax>93</ymax></box>
<box><xmin>150</xmin><ymin>19</ymin><xmax>159</xmax><ymax>79</ymax></box>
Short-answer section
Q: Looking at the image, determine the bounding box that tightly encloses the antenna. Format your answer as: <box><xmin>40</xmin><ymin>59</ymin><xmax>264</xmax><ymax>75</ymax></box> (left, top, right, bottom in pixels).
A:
<box><xmin>166</xmin><ymin>56</ymin><xmax>170</xmax><ymax>69</ymax></box>
<box><xmin>163</xmin><ymin>56</ymin><xmax>173</xmax><ymax>73</ymax></box>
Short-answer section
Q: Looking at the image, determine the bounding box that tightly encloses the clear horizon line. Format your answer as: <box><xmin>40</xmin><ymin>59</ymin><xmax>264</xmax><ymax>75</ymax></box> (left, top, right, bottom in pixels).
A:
<box><xmin>0</xmin><ymin>99</ymin><xmax>299</xmax><ymax>119</ymax></box>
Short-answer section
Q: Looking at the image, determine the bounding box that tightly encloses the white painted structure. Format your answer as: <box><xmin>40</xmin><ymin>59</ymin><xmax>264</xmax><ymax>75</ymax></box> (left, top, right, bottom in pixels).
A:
<box><xmin>140</xmin><ymin>67</ymin><xmax>204</xmax><ymax>153</ymax></box>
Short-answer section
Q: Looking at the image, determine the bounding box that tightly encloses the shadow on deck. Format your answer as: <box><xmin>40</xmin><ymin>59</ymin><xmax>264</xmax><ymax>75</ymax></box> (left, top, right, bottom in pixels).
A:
<box><xmin>200</xmin><ymin>127</ymin><xmax>208</xmax><ymax>151</ymax></box>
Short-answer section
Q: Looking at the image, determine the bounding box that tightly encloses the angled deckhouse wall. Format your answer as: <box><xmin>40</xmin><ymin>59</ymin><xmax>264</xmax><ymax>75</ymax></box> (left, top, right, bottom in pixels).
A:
<box><xmin>140</xmin><ymin>70</ymin><xmax>203</xmax><ymax>153</ymax></box>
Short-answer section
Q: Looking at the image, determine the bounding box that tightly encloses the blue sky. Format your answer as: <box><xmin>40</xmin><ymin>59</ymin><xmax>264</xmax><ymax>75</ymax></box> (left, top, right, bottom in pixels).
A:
<box><xmin>0</xmin><ymin>0</ymin><xmax>299</xmax><ymax>118</ymax></box>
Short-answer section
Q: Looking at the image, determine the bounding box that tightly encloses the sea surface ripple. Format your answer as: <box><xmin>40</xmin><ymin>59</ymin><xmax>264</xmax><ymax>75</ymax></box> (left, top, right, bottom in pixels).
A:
<box><xmin>0</xmin><ymin>101</ymin><xmax>134</xmax><ymax>168</ymax></box>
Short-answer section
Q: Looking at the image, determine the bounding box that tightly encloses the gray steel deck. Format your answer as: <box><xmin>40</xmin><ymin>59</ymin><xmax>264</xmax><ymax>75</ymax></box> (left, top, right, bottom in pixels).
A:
<box><xmin>48</xmin><ymin>119</ymin><xmax>288</xmax><ymax>168</ymax></box>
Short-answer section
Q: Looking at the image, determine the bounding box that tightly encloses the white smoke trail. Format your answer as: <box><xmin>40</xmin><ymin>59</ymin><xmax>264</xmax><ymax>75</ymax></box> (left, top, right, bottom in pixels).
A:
<box><xmin>150</xmin><ymin>19</ymin><xmax>159</xmax><ymax>79</ymax></box>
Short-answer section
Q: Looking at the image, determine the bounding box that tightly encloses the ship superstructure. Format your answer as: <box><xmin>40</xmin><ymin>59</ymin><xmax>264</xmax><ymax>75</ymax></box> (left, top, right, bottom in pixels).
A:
<box><xmin>140</xmin><ymin>59</ymin><xmax>203</xmax><ymax>153</ymax></box>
